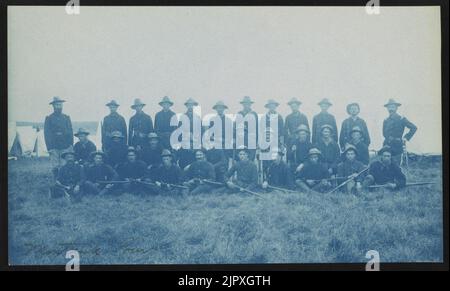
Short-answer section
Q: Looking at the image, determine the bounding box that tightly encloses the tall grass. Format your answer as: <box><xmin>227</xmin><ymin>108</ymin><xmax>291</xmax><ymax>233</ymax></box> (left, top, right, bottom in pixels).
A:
<box><xmin>8</xmin><ymin>157</ymin><xmax>443</xmax><ymax>265</ymax></box>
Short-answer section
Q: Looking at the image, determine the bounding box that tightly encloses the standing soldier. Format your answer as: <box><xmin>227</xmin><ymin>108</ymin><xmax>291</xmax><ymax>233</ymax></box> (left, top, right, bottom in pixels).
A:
<box><xmin>336</xmin><ymin>145</ymin><xmax>367</xmax><ymax>194</ymax></box>
<box><xmin>262</xmin><ymin>150</ymin><xmax>294</xmax><ymax>190</ymax></box>
<box><xmin>129</xmin><ymin>98</ymin><xmax>154</xmax><ymax>151</ymax></box>
<box><xmin>285</xmin><ymin>97</ymin><xmax>309</xmax><ymax>160</ymax></box>
<box><xmin>44</xmin><ymin>96</ymin><xmax>74</xmax><ymax>174</ymax></box>
<box><xmin>236</xmin><ymin>96</ymin><xmax>259</xmax><ymax>161</ymax></box>
<box><xmin>49</xmin><ymin>149</ymin><xmax>83</xmax><ymax>199</ymax></box>
<box><xmin>363</xmin><ymin>146</ymin><xmax>406</xmax><ymax>190</ymax></box>
<box><xmin>290</xmin><ymin>124</ymin><xmax>313</xmax><ymax>172</ymax></box>
<box><xmin>348</xmin><ymin>126</ymin><xmax>370</xmax><ymax>165</ymax></box>
<box><xmin>101</xmin><ymin>100</ymin><xmax>127</xmax><ymax>152</ymax></box>
<box><xmin>264</xmin><ymin>99</ymin><xmax>285</xmax><ymax>149</ymax></box>
<box><xmin>105</xmin><ymin>131</ymin><xmax>128</xmax><ymax>168</ymax></box>
<box><xmin>382</xmin><ymin>99</ymin><xmax>417</xmax><ymax>165</ymax></box>
<box><xmin>83</xmin><ymin>151</ymin><xmax>119</xmax><ymax>196</ymax></box>
<box><xmin>210</xmin><ymin>101</ymin><xmax>234</xmax><ymax>162</ymax></box>
<box><xmin>154</xmin><ymin>96</ymin><xmax>177</xmax><ymax>150</ymax></box>
<box><xmin>339</xmin><ymin>102</ymin><xmax>370</xmax><ymax>149</ymax></box>
<box><xmin>312</xmin><ymin>98</ymin><xmax>338</xmax><ymax>144</ymax></box>
<box><xmin>145</xmin><ymin>149</ymin><xmax>184</xmax><ymax>194</ymax></box>
<box><xmin>73</xmin><ymin>128</ymin><xmax>97</xmax><ymax>166</ymax></box>
<box><xmin>295</xmin><ymin>148</ymin><xmax>331</xmax><ymax>193</ymax></box>
<box><xmin>183</xmin><ymin>150</ymin><xmax>216</xmax><ymax>195</ymax></box>
<box><xmin>314</xmin><ymin>124</ymin><xmax>341</xmax><ymax>176</ymax></box>
<box><xmin>225</xmin><ymin>148</ymin><xmax>259</xmax><ymax>193</ymax></box>
<box><xmin>139</xmin><ymin>132</ymin><xmax>163</xmax><ymax>170</ymax></box>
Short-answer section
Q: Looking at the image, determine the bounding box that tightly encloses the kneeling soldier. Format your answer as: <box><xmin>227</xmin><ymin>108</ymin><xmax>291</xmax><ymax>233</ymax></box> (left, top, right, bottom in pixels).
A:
<box><xmin>225</xmin><ymin>148</ymin><xmax>258</xmax><ymax>193</ymax></box>
<box><xmin>295</xmin><ymin>148</ymin><xmax>331</xmax><ymax>193</ymax></box>
<box><xmin>145</xmin><ymin>149</ymin><xmax>184</xmax><ymax>194</ymax></box>
<box><xmin>336</xmin><ymin>145</ymin><xmax>366</xmax><ymax>194</ymax></box>
<box><xmin>73</xmin><ymin>128</ymin><xmax>97</xmax><ymax>166</ymax></box>
<box><xmin>50</xmin><ymin>149</ymin><xmax>83</xmax><ymax>199</ymax></box>
<box><xmin>116</xmin><ymin>147</ymin><xmax>148</xmax><ymax>194</ymax></box>
<box><xmin>262</xmin><ymin>150</ymin><xmax>294</xmax><ymax>191</ymax></box>
<box><xmin>183</xmin><ymin>150</ymin><xmax>216</xmax><ymax>195</ymax></box>
<box><xmin>363</xmin><ymin>146</ymin><xmax>406</xmax><ymax>190</ymax></box>
<box><xmin>139</xmin><ymin>132</ymin><xmax>163</xmax><ymax>170</ymax></box>
<box><xmin>105</xmin><ymin>131</ymin><xmax>128</xmax><ymax>168</ymax></box>
<box><xmin>83</xmin><ymin>151</ymin><xmax>119</xmax><ymax>196</ymax></box>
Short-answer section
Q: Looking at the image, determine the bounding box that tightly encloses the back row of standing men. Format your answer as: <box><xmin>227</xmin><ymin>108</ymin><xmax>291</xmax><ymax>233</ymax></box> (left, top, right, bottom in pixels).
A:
<box><xmin>44</xmin><ymin>95</ymin><xmax>417</xmax><ymax>196</ymax></box>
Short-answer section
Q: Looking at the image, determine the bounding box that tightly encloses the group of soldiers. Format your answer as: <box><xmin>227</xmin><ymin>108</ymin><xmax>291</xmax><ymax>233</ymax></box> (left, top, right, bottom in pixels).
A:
<box><xmin>44</xmin><ymin>95</ymin><xmax>417</xmax><ymax>199</ymax></box>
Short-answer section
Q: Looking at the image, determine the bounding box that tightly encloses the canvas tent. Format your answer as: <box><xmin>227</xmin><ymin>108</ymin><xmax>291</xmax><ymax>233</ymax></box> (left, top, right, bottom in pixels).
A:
<box><xmin>9</xmin><ymin>125</ymin><xmax>49</xmax><ymax>157</ymax></box>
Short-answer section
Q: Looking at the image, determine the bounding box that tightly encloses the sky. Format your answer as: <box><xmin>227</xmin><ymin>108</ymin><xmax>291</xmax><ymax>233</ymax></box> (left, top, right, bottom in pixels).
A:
<box><xmin>8</xmin><ymin>6</ymin><xmax>442</xmax><ymax>153</ymax></box>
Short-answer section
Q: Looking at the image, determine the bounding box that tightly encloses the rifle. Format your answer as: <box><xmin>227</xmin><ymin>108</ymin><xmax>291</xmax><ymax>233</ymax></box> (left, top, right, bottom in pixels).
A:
<box><xmin>137</xmin><ymin>180</ymin><xmax>189</xmax><ymax>190</ymax></box>
<box><xmin>203</xmin><ymin>179</ymin><xmax>265</xmax><ymax>199</ymax></box>
<box><xmin>326</xmin><ymin>167</ymin><xmax>369</xmax><ymax>194</ymax></box>
<box><xmin>97</xmin><ymin>180</ymin><xmax>130</xmax><ymax>184</ymax></box>
<box><xmin>267</xmin><ymin>184</ymin><xmax>298</xmax><ymax>194</ymax></box>
<box><xmin>369</xmin><ymin>181</ymin><xmax>437</xmax><ymax>189</ymax></box>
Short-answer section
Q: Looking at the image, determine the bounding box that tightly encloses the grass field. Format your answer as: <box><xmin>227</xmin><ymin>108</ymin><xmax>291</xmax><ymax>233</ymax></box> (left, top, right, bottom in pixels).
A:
<box><xmin>8</xmin><ymin>157</ymin><xmax>443</xmax><ymax>265</ymax></box>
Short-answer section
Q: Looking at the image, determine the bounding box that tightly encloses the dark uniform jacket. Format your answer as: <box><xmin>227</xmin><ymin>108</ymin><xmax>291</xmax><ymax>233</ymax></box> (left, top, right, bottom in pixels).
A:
<box><xmin>155</xmin><ymin>109</ymin><xmax>177</xmax><ymax>149</ymax></box>
<box><xmin>129</xmin><ymin>112</ymin><xmax>154</xmax><ymax>147</ymax></box>
<box><xmin>266</xmin><ymin>161</ymin><xmax>294</xmax><ymax>189</ymax></box>
<box><xmin>102</xmin><ymin>112</ymin><xmax>127</xmax><ymax>150</ymax></box>
<box><xmin>349</xmin><ymin>140</ymin><xmax>370</xmax><ymax>165</ymax></box>
<box><xmin>226</xmin><ymin>160</ymin><xmax>258</xmax><ymax>187</ymax></box>
<box><xmin>105</xmin><ymin>141</ymin><xmax>128</xmax><ymax>168</ymax></box>
<box><xmin>288</xmin><ymin>140</ymin><xmax>312</xmax><ymax>167</ymax></box>
<box><xmin>207</xmin><ymin>114</ymin><xmax>234</xmax><ymax>158</ymax></box>
<box><xmin>150</xmin><ymin>163</ymin><xmax>183</xmax><ymax>185</ymax></box>
<box><xmin>44</xmin><ymin>112</ymin><xmax>74</xmax><ymax>150</ymax></box>
<box><xmin>339</xmin><ymin>116</ymin><xmax>371</xmax><ymax>148</ymax></box>
<box><xmin>382</xmin><ymin>113</ymin><xmax>417</xmax><ymax>156</ymax></box>
<box><xmin>336</xmin><ymin>160</ymin><xmax>366</xmax><ymax>184</ymax></box>
<box><xmin>116</xmin><ymin>160</ymin><xmax>147</xmax><ymax>180</ymax></box>
<box><xmin>73</xmin><ymin>140</ymin><xmax>97</xmax><ymax>164</ymax></box>
<box><xmin>56</xmin><ymin>162</ymin><xmax>84</xmax><ymax>186</ymax></box>
<box><xmin>295</xmin><ymin>161</ymin><xmax>330</xmax><ymax>181</ymax></box>
<box><xmin>176</xmin><ymin>148</ymin><xmax>196</xmax><ymax>170</ymax></box>
<box><xmin>368</xmin><ymin>160</ymin><xmax>406</xmax><ymax>189</ymax></box>
<box><xmin>139</xmin><ymin>144</ymin><xmax>163</xmax><ymax>169</ymax></box>
<box><xmin>284</xmin><ymin>111</ymin><xmax>309</xmax><ymax>139</ymax></box>
<box><xmin>185</xmin><ymin>160</ymin><xmax>216</xmax><ymax>181</ymax></box>
<box><xmin>85</xmin><ymin>163</ymin><xmax>118</xmax><ymax>183</ymax></box>
<box><xmin>312</xmin><ymin>112</ymin><xmax>338</xmax><ymax>144</ymax></box>
<box><xmin>314</xmin><ymin>139</ymin><xmax>341</xmax><ymax>172</ymax></box>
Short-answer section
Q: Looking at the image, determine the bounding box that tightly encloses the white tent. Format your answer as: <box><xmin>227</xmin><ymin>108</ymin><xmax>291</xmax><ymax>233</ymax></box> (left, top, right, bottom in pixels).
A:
<box><xmin>8</xmin><ymin>121</ymin><xmax>16</xmax><ymax>153</ymax></box>
<box><xmin>9</xmin><ymin>125</ymin><xmax>49</xmax><ymax>157</ymax></box>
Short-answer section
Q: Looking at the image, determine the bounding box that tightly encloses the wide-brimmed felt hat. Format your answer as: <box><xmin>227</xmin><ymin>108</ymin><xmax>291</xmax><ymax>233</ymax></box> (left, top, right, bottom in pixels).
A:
<box><xmin>49</xmin><ymin>96</ymin><xmax>66</xmax><ymax>105</ymax></box>
<box><xmin>240</xmin><ymin>96</ymin><xmax>254</xmax><ymax>104</ymax></box>
<box><xmin>318</xmin><ymin>98</ymin><xmax>332</xmax><ymax>106</ymax></box>
<box><xmin>287</xmin><ymin>97</ymin><xmax>302</xmax><ymax>105</ymax></box>
<box><xmin>184</xmin><ymin>98</ymin><xmax>198</xmax><ymax>106</ymax></box>
<box><xmin>161</xmin><ymin>149</ymin><xmax>173</xmax><ymax>158</ymax></box>
<box><xmin>295</xmin><ymin>124</ymin><xmax>310</xmax><ymax>134</ymax></box>
<box><xmin>148</xmin><ymin>132</ymin><xmax>159</xmax><ymax>139</ymax></box>
<box><xmin>320</xmin><ymin>124</ymin><xmax>334</xmax><ymax>133</ymax></box>
<box><xmin>61</xmin><ymin>149</ymin><xmax>76</xmax><ymax>159</ymax></box>
<box><xmin>384</xmin><ymin>98</ymin><xmax>402</xmax><ymax>107</ymax></box>
<box><xmin>342</xmin><ymin>144</ymin><xmax>358</xmax><ymax>155</ymax></box>
<box><xmin>308</xmin><ymin>148</ymin><xmax>322</xmax><ymax>156</ymax></box>
<box><xmin>346</xmin><ymin>102</ymin><xmax>360</xmax><ymax>114</ymax></box>
<box><xmin>111</xmin><ymin>131</ymin><xmax>125</xmax><ymax>139</ymax></box>
<box><xmin>159</xmin><ymin>96</ymin><xmax>174</xmax><ymax>106</ymax></box>
<box><xmin>378</xmin><ymin>146</ymin><xmax>393</xmax><ymax>156</ymax></box>
<box><xmin>213</xmin><ymin>101</ymin><xmax>228</xmax><ymax>110</ymax></box>
<box><xmin>90</xmin><ymin>150</ymin><xmax>106</xmax><ymax>160</ymax></box>
<box><xmin>264</xmin><ymin>99</ymin><xmax>280</xmax><ymax>108</ymax></box>
<box><xmin>106</xmin><ymin>100</ymin><xmax>120</xmax><ymax>107</ymax></box>
<box><xmin>74</xmin><ymin>128</ymin><xmax>90</xmax><ymax>137</ymax></box>
<box><xmin>131</xmin><ymin>98</ymin><xmax>146</xmax><ymax>109</ymax></box>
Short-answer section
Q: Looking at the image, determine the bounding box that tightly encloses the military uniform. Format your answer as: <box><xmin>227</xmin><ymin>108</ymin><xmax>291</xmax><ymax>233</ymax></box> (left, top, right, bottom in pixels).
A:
<box><xmin>116</xmin><ymin>159</ymin><xmax>148</xmax><ymax>193</ymax></box>
<box><xmin>176</xmin><ymin>148</ymin><xmax>196</xmax><ymax>170</ymax></box>
<box><xmin>295</xmin><ymin>161</ymin><xmax>331</xmax><ymax>192</ymax></box>
<box><xmin>129</xmin><ymin>112</ymin><xmax>154</xmax><ymax>148</ymax></box>
<box><xmin>382</xmin><ymin>113</ymin><xmax>417</xmax><ymax>156</ymax></box>
<box><xmin>336</xmin><ymin>146</ymin><xmax>367</xmax><ymax>194</ymax></box>
<box><xmin>206</xmin><ymin>148</ymin><xmax>228</xmax><ymax>183</ymax></box>
<box><xmin>102</xmin><ymin>111</ymin><xmax>128</xmax><ymax>151</ymax></box>
<box><xmin>312</xmin><ymin>112</ymin><xmax>338</xmax><ymax>144</ymax></box>
<box><xmin>235</xmin><ymin>109</ymin><xmax>259</xmax><ymax>161</ymax></box>
<box><xmin>314</xmin><ymin>138</ymin><xmax>340</xmax><ymax>173</ymax></box>
<box><xmin>148</xmin><ymin>163</ymin><xmax>184</xmax><ymax>194</ymax></box>
<box><xmin>139</xmin><ymin>141</ymin><xmax>163</xmax><ymax>170</ymax></box>
<box><xmin>155</xmin><ymin>97</ymin><xmax>177</xmax><ymax>150</ymax></box>
<box><xmin>184</xmin><ymin>159</ymin><xmax>216</xmax><ymax>194</ymax></box>
<box><xmin>266</xmin><ymin>160</ymin><xmax>294</xmax><ymax>189</ymax></box>
<box><xmin>83</xmin><ymin>158</ymin><xmax>119</xmax><ymax>195</ymax></box>
<box><xmin>44</xmin><ymin>99</ymin><xmax>74</xmax><ymax>170</ymax></box>
<box><xmin>225</xmin><ymin>160</ymin><xmax>258</xmax><ymax>190</ymax></box>
<box><xmin>340</xmin><ymin>116</ymin><xmax>370</xmax><ymax>148</ymax></box>
<box><xmin>363</xmin><ymin>160</ymin><xmax>406</xmax><ymax>190</ymax></box>
<box><xmin>50</xmin><ymin>157</ymin><xmax>84</xmax><ymax>198</ymax></box>
<box><xmin>349</xmin><ymin>140</ymin><xmax>369</xmax><ymax>165</ymax></box>
<box><xmin>73</xmin><ymin>140</ymin><xmax>96</xmax><ymax>165</ymax></box>
<box><xmin>105</xmin><ymin>139</ymin><xmax>128</xmax><ymax>168</ymax></box>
